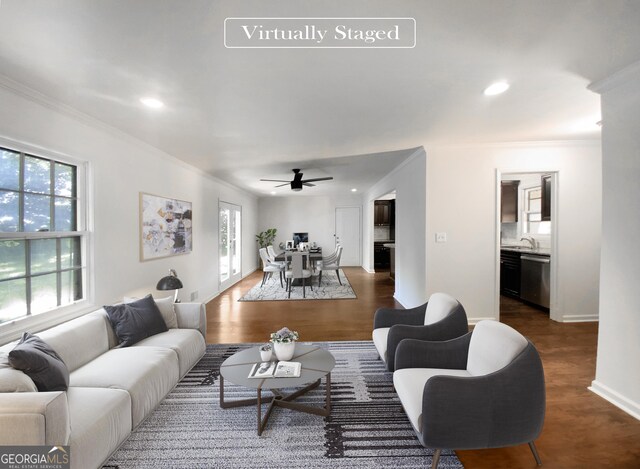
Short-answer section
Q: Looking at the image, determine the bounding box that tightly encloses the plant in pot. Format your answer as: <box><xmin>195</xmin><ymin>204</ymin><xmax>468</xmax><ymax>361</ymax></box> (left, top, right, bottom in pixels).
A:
<box><xmin>270</xmin><ymin>327</ymin><xmax>299</xmax><ymax>361</ymax></box>
<box><xmin>256</xmin><ymin>228</ymin><xmax>277</xmax><ymax>248</ymax></box>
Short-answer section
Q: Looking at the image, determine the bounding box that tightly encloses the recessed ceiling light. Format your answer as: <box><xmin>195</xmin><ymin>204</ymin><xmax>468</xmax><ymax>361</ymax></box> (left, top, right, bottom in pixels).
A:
<box><xmin>351</xmin><ymin>188</ymin><xmax>357</xmax><ymax>192</ymax></box>
<box><xmin>140</xmin><ymin>97</ymin><xmax>164</xmax><ymax>109</ymax></box>
<box><xmin>270</xmin><ymin>191</ymin><xmax>276</xmax><ymax>195</ymax></box>
<box><xmin>483</xmin><ymin>82</ymin><xmax>510</xmax><ymax>96</ymax></box>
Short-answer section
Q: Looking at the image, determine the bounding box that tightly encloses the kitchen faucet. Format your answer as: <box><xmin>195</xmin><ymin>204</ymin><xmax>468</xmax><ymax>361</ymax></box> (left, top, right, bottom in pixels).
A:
<box><xmin>520</xmin><ymin>236</ymin><xmax>537</xmax><ymax>250</ymax></box>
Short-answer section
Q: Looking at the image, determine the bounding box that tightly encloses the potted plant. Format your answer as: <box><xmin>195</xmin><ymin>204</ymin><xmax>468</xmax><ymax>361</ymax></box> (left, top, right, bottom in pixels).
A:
<box><xmin>256</xmin><ymin>228</ymin><xmax>277</xmax><ymax>249</ymax></box>
<box><xmin>259</xmin><ymin>343</ymin><xmax>273</xmax><ymax>361</ymax></box>
<box><xmin>270</xmin><ymin>327</ymin><xmax>299</xmax><ymax>361</ymax></box>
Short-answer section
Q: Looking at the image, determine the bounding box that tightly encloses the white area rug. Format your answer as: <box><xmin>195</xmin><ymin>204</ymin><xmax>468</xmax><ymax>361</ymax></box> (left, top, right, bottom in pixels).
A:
<box><xmin>238</xmin><ymin>269</ymin><xmax>356</xmax><ymax>301</ymax></box>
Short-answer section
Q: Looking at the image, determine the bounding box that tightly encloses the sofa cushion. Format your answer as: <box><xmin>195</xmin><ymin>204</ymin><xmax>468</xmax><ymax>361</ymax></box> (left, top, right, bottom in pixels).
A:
<box><xmin>372</xmin><ymin>327</ymin><xmax>389</xmax><ymax>363</ymax></box>
<box><xmin>424</xmin><ymin>292</ymin><xmax>459</xmax><ymax>325</ymax></box>
<box><xmin>154</xmin><ymin>296</ymin><xmax>178</xmax><ymax>329</ymax></box>
<box><xmin>67</xmin><ymin>387</ymin><xmax>131</xmax><ymax>469</ymax></box>
<box><xmin>467</xmin><ymin>320</ymin><xmax>528</xmax><ymax>376</ymax></box>
<box><xmin>8</xmin><ymin>333</ymin><xmax>69</xmax><ymax>392</ymax></box>
<box><xmin>105</xmin><ymin>294</ymin><xmax>168</xmax><ymax>347</ymax></box>
<box><xmin>70</xmin><ymin>346</ymin><xmax>179</xmax><ymax>427</ymax></box>
<box><xmin>394</xmin><ymin>368</ymin><xmax>471</xmax><ymax>432</ymax></box>
<box><xmin>134</xmin><ymin>329</ymin><xmax>205</xmax><ymax>377</ymax></box>
<box><xmin>0</xmin><ymin>351</ymin><xmax>37</xmax><ymax>392</ymax></box>
<box><xmin>38</xmin><ymin>311</ymin><xmax>111</xmax><ymax>372</ymax></box>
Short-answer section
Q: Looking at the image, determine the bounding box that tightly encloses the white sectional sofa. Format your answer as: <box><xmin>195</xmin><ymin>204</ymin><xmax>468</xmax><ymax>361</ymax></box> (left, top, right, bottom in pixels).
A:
<box><xmin>0</xmin><ymin>302</ymin><xmax>207</xmax><ymax>469</ymax></box>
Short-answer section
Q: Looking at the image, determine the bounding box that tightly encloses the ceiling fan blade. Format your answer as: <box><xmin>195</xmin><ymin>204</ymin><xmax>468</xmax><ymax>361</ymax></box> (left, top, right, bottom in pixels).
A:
<box><xmin>260</xmin><ymin>179</ymin><xmax>290</xmax><ymax>182</ymax></box>
<box><xmin>275</xmin><ymin>183</ymin><xmax>290</xmax><ymax>187</ymax></box>
<box><xmin>303</xmin><ymin>183</ymin><xmax>316</xmax><ymax>187</ymax></box>
<box><xmin>301</xmin><ymin>177</ymin><xmax>334</xmax><ymax>183</ymax></box>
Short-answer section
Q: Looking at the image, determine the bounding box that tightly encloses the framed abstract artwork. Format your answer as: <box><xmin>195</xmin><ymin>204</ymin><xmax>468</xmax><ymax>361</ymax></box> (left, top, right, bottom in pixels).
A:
<box><xmin>139</xmin><ymin>192</ymin><xmax>192</xmax><ymax>261</ymax></box>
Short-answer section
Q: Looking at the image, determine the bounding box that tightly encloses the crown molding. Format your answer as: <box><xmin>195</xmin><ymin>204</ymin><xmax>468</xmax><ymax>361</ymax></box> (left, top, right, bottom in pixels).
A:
<box><xmin>588</xmin><ymin>60</ymin><xmax>640</xmax><ymax>94</ymax></box>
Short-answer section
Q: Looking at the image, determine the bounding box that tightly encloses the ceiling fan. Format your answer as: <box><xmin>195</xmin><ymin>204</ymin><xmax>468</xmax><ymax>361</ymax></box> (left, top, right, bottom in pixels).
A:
<box><xmin>261</xmin><ymin>169</ymin><xmax>333</xmax><ymax>192</ymax></box>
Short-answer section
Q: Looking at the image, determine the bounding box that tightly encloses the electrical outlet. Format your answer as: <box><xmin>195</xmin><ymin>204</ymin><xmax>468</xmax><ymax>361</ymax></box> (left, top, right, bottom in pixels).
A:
<box><xmin>190</xmin><ymin>291</ymin><xmax>199</xmax><ymax>301</ymax></box>
<box><xmin>435</xmin><ymin>232</ymin><xmax>447</xmax><ymax>243</ymax></box>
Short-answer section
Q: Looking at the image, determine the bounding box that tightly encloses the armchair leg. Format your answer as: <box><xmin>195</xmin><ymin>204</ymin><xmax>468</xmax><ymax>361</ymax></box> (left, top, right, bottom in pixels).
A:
<box><xmin>261</xmin><ymin>272</ymin><xmax>267</xmax><ymax>287</ymax></box>
<box><xmin>279</xmin><ymin>271</ymin><xmax>283</xmax><ymax>288</ymax></box>
<box><xmin>336</xmin><ymin>269</ymin><xmax>342</xmax><ymax>285</ymax></box>
<box><xmin>303</xmin><ymin>278</ymin><xmax>306</xmax><ymax>298</ymax></box>
<box><xmin>288</xmin><ymin>279</ymin><xmax>291</xmax><ymax>298</ymax></box>
<box><xmin>318</xmin><ymin>271</ymin><xmax>322</xmax><ymax>287</ymax></box>
<box><xmin>528</xmin><ymin>441</ymin><xmax>542</xmax><ymax>466</ymax></box>
<box><xmin>431</xmin><ymin>449</ymin><xmax>442</xmax><ymax>469</ymax></box>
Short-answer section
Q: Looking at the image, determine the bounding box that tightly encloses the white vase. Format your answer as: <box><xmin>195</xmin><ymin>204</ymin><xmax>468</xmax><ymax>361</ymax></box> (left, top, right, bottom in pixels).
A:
<box><xmin>273</xmin><ymin>341</ymin><xmax>296</xmax><ymax>361</ymax></box>
<box><xmin>260</xmin><ymin>349</ymin><xmax>272</xmax><ymax>362</ymax></box>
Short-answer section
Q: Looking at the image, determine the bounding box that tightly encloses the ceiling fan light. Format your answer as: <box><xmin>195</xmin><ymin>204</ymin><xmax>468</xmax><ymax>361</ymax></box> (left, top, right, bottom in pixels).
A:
<box><xmin>292</xmin><ymin>187</ymin><xmax>302</xmax><ymax>192</ymax></box>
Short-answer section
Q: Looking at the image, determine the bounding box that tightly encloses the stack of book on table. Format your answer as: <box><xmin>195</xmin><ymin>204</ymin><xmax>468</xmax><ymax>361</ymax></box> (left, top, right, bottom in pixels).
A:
<box><xmin>248</xmin><ymin>361</ymin><xmax>302</xmax><ymax>378</ymax></box>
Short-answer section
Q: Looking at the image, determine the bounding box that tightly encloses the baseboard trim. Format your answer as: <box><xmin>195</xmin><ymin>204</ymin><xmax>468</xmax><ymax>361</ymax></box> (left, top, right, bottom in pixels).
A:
<box><xmin>589</xmin><ymin>380</ymin><xmax>640</xmax><ymax>421</ymax></box>
<box><xmin>363</xmin><ymin>267</ymin><xmax>376</xmax><ymax>274</ymax></box>
<box><xmin>205</xmin><ymin>268</ymin><xmax>258</xmax><ymax>303</ymax></box>
<box><xmin>561</xmin><ymin>314</ymin><xmax>599</xmax><ymax>323</ymax></box>
<box><xmin>468</xmin><ymin>317</ymin><xmax>497</xmax><ymax>326</ymax></box>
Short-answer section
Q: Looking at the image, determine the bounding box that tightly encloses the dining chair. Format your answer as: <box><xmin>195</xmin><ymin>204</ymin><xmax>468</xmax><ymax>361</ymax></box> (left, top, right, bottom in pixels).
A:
<box><xmin>259</xmin><ymin>247</ymin><xmax>284</xmax><ymax>288</ymax></box>
<box><xmin>318</xmin><ymin>245</ymin><xmax>343</xmax><ymax>286</ymax></box>
<box><xmin>285</xmin><ymin>251</ymin><xmax>313</xmax><ymax>298</ymax></box>
<box><xmin>266</xmin><ymin>245</ymin><xmax>286</xmax><ymax>268</ymax></box>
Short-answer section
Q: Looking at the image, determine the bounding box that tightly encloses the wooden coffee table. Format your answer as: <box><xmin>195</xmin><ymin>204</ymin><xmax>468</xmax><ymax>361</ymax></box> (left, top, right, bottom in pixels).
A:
<box><xmin>219</xmin><ymin>344</ymin><xmax>335</xmax><ymax>435</ymax></box>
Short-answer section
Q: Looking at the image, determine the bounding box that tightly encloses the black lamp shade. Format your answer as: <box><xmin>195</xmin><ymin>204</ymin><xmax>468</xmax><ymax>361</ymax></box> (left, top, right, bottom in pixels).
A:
<box><xmin>156</xmin><ymin>276</ymin><xmax>183</xmax><ymax>291</ymax></box>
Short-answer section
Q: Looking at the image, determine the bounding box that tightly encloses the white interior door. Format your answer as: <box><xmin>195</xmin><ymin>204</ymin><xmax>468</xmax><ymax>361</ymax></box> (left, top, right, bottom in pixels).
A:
<box><xmin>335</xmin><ymin>207</ymin><xmax>361</xmax><ymax>266</ymax></box>
<box><xmin>219</xmin><ymin>201</ymin><xmax>242</xmax><ymax>291</ymax></box>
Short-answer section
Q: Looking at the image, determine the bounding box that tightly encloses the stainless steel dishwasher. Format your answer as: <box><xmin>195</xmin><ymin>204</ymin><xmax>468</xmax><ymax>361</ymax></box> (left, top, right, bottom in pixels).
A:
<box><xmin>520</xmin><ymin>254</ymin><xmax>550</xmax><ymax>308</ymax></box>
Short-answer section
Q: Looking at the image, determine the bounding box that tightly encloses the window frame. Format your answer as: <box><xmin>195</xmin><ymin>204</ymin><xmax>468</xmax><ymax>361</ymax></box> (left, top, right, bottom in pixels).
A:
<box><xmin>0</xmin><ymin>138</ymin><xmax>92</xmax><ymax>343</ymax></box>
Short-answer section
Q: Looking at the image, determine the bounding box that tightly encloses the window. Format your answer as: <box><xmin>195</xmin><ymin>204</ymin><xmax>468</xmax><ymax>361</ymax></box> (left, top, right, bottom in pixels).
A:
<box><xmin>523</xmin><ymin>186</ymin><xmax>551</xmax><ymax>235</ymax></box>
<box><xmin>0</xmin><ymin>146</ymin><xmax>85</xmax><ymax>324</ymax></box>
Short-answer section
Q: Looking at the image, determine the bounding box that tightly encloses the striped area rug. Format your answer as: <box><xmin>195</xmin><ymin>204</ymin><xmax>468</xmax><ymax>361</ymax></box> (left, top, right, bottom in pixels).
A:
<box><xmin>104</xmin><ymin>341</ymin><xmax>462</xmax><ymax>468</ymax></box>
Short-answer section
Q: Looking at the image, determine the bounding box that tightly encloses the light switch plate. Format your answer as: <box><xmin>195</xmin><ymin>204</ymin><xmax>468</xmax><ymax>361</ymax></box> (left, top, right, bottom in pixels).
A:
<box><xmin>435</xmin><ymin>232</ymin><xmax>447</xmax><ymax>243</ymax></box>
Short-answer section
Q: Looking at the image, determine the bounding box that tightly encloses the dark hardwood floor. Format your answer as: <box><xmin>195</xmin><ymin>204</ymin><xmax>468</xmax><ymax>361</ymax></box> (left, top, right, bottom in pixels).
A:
<box><xmin>206</xmin><ymin>268</ymin><xmax>640</xmax><ymax>469</ymax></box>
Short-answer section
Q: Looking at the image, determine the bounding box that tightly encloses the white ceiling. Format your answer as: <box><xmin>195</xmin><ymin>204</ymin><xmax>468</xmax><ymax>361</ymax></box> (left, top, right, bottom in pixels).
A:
<box><xmin>1</xmin><ymin>1</ymin><xmax>639</xmax><ymax>196</ymax></box>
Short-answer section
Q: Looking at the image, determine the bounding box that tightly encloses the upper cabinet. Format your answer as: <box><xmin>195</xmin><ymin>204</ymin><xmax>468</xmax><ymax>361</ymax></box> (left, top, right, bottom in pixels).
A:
<box><xmin>501</xmin><ymin>180</ymin><xmax>520</xmax><ymax>223</ymax></box>
<box><xmin>374</xmin><ymin>200</ymin><xmax>391</xmax><ymax>225</ymax></box>
<box><xmin>541</xmin><ymin>174</ymin><xmax>551</xmax><ymax>221</ymax></box>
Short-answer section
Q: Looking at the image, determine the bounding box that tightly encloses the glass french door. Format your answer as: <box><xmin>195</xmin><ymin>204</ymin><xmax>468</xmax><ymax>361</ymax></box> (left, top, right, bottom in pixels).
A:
<box><xmin>219</xmin><ymin>202</ymin><xmax>242</xmax><ymax>290</ymax></box>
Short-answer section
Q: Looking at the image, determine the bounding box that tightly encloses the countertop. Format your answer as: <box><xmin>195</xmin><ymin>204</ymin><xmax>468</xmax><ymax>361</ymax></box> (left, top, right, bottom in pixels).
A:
<box><xmin>501</xmin><ymin>245</ymin><xmax>551</xmax><ymax>256</ymax></box>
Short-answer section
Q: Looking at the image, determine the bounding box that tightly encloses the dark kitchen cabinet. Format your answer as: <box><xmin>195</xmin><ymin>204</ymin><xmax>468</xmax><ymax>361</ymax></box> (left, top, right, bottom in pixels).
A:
<box><xmin>374</xmin><ymin>243</ymin><xmax>390</xmax><ymax>268</ymax></box>
<box><xmin>541</xmin><ymin>174</ymin><xmax>551</xmax><ymax>221</ymax></box>
<box><xmin>501</xmin><ymin>181</ymin><xmax>520</xmax><ymax>223</ymax></box>
<box><xmin>374</xmin><ymin>201</ymin><xmax>391</xmax><ymax>226</ymax></box>
<box><xmin>500</xmin><ymin>250</ymin><xmax>521</xmax><ymax>298</ymax></box>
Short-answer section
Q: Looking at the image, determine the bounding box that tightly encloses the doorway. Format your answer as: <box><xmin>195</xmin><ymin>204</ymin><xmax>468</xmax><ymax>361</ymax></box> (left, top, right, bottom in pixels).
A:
<box><xmin>219</xmin><ymin>201</ymin><xmax>242</xmax><ymax>291</ymax></box>
<box><xmin>335</xmin><ymin>207</ymin><xmax>361</xmax><ymax>266</ymax></box>
<box><xmin>496</xmin><ymin>171</ymin><xmax>558</xmax><ymax>321</ymax></box>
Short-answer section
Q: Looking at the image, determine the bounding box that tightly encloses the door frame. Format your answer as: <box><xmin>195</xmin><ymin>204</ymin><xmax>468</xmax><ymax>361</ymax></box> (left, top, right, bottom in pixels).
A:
<box><xmin>219</xmin><ymin>200</ymin><xmax>242</xmax><ymax>292</ymax></box>
<box><xmin>335</xmin><ymin>206</ymin><xmax>362</xmax><ymax>266</ymax></box>
<box><xmin>494</xmin><ymin>170</ymin><xmax>560</xmax><ymax>321</ymax></box>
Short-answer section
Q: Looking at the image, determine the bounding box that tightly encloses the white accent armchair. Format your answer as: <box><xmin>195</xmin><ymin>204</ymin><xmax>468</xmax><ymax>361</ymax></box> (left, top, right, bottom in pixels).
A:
<box><xmin>393</xmin><ymin>320</ymin><xmax>545</xmax><ymax>468</ymax></box>
<box><xmin>372</xmin><ymin>292</ymin><xmax>468</xmax><ymax>371</ymax></box>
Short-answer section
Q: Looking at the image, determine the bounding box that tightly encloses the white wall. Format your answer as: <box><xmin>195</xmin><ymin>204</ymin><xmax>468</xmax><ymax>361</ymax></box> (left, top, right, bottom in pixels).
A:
<box><xmin>425</xmin><ymin>141</ymin><xmax>601</xmax><ymax>322</ymax></box>
<box><xmin>257</xmin><ymin>193</ymin><xmax>362</xmax><ymax>260</ymax></box>
<box><xmin>364</xmin><ymin>148</ymin><xmax>427</xmax><ymax>307</ymax></box>
<box><xmin>0</xmin><ymin>82</ymin><xmax>258</xmax><ymax>341</ymax></box>
<box><xmin>589</xmin><ymin>62</ymin><xmax>640</xmax><ymax>420</ymax></box>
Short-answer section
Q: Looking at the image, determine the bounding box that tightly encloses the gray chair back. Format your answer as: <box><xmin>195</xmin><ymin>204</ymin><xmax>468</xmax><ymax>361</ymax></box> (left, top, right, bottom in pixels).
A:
<box><xmin>286</xmin><ymin>251</ymin><xmax>309</xmax><ymax>279</ymax></box>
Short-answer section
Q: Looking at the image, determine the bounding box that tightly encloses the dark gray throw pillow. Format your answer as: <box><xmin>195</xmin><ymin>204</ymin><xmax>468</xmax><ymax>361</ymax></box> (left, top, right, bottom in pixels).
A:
<box><xmin>104</xmin><ymin>294</ymin><xmax>168</xmax><ymax>347</ymax></box>
<box><xmin>8</xmin><ymin>332</ymin><xmax>70</xmax><ymax>392</ymax></box>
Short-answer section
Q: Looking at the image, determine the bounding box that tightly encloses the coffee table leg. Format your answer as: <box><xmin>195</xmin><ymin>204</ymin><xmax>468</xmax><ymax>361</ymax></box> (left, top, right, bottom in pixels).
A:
<box><xmin>257</xmin><ymin>387</ymin><xmax>262</xmax><ymax>436</ymax></box>
<box><xmin>326</xmin><ymin>372</ymin><xmax>331</xmax><ymax>413</ymax></box>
